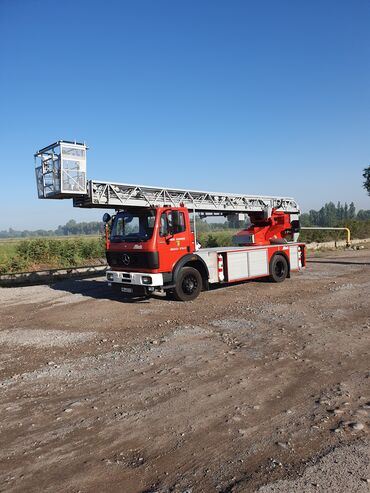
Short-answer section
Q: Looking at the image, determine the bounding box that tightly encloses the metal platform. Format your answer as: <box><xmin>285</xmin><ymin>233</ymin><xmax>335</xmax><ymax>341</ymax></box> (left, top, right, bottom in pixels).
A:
<box><xmin>35</xmin><ymin>141</ymin><xmax>87</xmax><ymax>199</ymax></box>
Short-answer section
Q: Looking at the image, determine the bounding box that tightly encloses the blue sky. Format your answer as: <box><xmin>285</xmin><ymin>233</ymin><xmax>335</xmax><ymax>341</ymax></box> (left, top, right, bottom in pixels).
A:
<box><xmin>0</xmin><ymin>0</ymin><xmax>369</xmax><ymax>230</ymax></box>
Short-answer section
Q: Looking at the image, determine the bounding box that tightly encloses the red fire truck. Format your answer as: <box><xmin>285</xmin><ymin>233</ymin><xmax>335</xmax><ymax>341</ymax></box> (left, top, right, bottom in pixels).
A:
<box><xmin>34</xmin><ymin>141</ymin><xmax>306</xmax><ymax>301</ymax></box>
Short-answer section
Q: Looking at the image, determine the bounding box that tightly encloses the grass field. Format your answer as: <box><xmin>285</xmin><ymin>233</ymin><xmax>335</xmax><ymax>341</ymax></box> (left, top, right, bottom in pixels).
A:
<box><xmin>0</xmin><ymin>239</ymin><xmax>18</xmax><ymax>263</ymax></box>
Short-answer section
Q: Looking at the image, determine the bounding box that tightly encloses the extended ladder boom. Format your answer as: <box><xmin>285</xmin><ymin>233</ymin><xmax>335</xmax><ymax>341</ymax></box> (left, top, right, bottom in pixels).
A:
<box><xmin>73</xmin><ymin>180</ymin><xmax>299</xmax><ymax>214</ymax></box>
<box><xmin>34</xmin><ymin>140</ymin><xmax>300</xmax><ymax>215</ymax></box>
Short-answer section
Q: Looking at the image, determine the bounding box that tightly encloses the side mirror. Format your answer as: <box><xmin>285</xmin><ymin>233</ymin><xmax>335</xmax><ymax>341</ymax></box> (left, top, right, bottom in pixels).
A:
<box><xmin>291</xmin><ymin>220</ymin><xmax>300</xmax><ymax>233</ymax></box>
<box><xmin>165</xmin><ymin>230</ymin><xmax>174</xmax><ymax>242</ymax></box>
<box><xmin>102</xmin><ymin>213</ymin><xmax>111</xmax><ymax>223</ymax></box>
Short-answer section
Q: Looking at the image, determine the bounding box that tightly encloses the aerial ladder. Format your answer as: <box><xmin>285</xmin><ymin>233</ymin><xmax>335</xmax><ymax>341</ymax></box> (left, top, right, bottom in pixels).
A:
<box><xmin>35</xmin><ymin>141</ymin><xmax>305</xmax><ymax>301</ymax></box>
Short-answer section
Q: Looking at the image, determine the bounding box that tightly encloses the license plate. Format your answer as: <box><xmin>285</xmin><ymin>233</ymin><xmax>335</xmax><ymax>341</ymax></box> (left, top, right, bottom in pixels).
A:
<box><xmin>121</xmin><ymin>286</ymin><xmax>133</xmax><ymax>293</ymax></box>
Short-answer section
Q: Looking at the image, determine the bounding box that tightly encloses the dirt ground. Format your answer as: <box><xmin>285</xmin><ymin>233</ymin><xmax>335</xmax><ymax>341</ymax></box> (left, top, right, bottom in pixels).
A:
<box><xmin>0</xmin><ymin>249</ymin><xmax>369</xmax><ymax>493</ymax></box>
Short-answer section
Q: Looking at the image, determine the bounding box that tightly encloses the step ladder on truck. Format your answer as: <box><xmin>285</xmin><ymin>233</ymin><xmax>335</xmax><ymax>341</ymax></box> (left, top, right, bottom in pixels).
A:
<box><xmin>34</xmin><ymin>141</ymin><xmax>306</xmax><ymax>301</ymax></box>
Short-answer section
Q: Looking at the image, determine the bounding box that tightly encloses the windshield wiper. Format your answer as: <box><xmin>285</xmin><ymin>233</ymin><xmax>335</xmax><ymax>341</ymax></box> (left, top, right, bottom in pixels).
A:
<box><xmin>123</xmin><ymin>238</ymin><xmax>147</xmax><ymax>243</ymax></box>
<box><xmin>110</xmin><ymin>235</ymin><xmax>149</xmax><ymax>243</ymax></box>
<box><xmin>110</xmin><ymin>235</ymin><xmax>122</xmax><ymax>242</ymax></box>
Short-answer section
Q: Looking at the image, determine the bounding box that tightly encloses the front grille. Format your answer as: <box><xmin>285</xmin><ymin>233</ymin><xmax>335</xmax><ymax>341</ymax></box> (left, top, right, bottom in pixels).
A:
<box><xmin>106</xmin><ymin>251</ymin><xmax>159</xmax><ymax>270</ymax></box>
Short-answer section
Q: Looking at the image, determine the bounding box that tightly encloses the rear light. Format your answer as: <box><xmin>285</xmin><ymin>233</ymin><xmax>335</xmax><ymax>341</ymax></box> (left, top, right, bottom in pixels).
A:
<box><xmin>107</xmin><ymin>273</ymin><xmax>114</xmax><ymax>281</ymax></box>
<box><xmin>142</xmin><ymin>276</ymin><xmax>152</xmax><ymax>285</ymax></box>
<box><xmin>218</xmin><ymin>254</ymin><xmax>225</xmax><ymax>282</ymax></box>
<box><xmin>298</xmin><ymin>246</ymin><xmax>304</xmax><ymax>268</ymax></box>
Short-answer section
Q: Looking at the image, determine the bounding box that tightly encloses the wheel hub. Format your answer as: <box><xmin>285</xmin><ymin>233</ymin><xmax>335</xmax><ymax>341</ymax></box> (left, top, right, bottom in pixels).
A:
<box><xmin>183</xmin><ymin>276</ymin><xmax>197</xmax><ymax>294</ymax></box>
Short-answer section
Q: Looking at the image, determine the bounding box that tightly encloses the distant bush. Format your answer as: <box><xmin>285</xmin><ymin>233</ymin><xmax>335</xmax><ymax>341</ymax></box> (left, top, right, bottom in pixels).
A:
<box><xmin>341</xmin><ymin>219</ymin><xmax>370</xmax><ymax>239</ymax></box>
<box><xmin>300</xmin><ymin>220</ymin><xmax>370</xmax><ymax>243</ymax></box>
<box><xmin>0</xmin><ymin>237</ymin><xmax>105</xmax><ymax>274</ymax></box>
<box><xmin>17</xmin><ymin>237</ymin><xmax>105</xmax><ymax>266</ymax></box>
<box><xmin>0</xmin><ymin>256</ymin><xmax>29</xmax><ymax>275</ymax></box>
<box><xmin>198</xmin><ymin>231</ymin><xmax>234</xmax><ymax>248</ymax></box>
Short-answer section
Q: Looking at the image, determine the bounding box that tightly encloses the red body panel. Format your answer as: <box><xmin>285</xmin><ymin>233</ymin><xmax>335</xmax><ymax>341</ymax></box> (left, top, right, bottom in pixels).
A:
<box><xmin>234</xmin><ymin>209</ymin><xmax>296</xmax><ymax>246</ymax></box>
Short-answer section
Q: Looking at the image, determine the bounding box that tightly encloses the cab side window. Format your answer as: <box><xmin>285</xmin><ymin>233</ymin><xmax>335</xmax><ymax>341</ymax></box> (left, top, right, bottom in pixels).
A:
<box><xmin>159</xmin><ymin>213</ymin><xmax>169</xmax><ymax>237</ymax></box>
<box><xmin>168</xmin><ymin>211</ymin><xmax>186</xmax><ymax>234</ymax></box>
<box><xmin>160</xmin><ymin>211</ymin><xmax>186</xmax><ymax>237</ymax></box>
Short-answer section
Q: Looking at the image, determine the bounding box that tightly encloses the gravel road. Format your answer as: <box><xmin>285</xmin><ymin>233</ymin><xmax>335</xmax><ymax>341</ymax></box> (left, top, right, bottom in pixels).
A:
<box><xmin>0</xmin><ymin>249</ymin><xmax>369</xmax><ymax>492</ymax></box>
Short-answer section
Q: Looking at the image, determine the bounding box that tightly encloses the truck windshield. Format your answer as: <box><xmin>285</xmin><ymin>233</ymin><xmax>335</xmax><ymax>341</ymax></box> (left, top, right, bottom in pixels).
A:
<box><xmin>111</xmin><ymin>210</ymin><xmax>156</xmax><ymax>242</ymax></box>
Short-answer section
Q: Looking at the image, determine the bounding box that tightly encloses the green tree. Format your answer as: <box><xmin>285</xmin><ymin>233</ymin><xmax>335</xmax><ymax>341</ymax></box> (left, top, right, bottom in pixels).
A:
<box><xmin>363</xmin><ymin>166</ymin><xmax>370</xmax><ymax>196</ymax></box>
<box><xmin>300</xmin><ymin>213</ymin><xmax>311</xmax><ymax>226</ymax></box>
<box><xmin>343</xmin><ymin>203</ymin><xmax>348</xmax><ymax>220</ymax></box>
<box><xmin>357</xmin><ymin>209</ymin><xmax>370</xmax><ymax>220</ymax></box>
<box><xmin>309</xmin><ymin>209</ymin><xmax>319</xmax><ymax>225</ymax></box>
<box><xmin>348</xmin><ymin>202</ymin><xmax>356</xmax><ymax>219</ymax></box>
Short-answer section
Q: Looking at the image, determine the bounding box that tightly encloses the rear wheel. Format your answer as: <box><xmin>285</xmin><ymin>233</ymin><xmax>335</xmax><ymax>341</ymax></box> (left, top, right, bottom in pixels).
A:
<box><xmin>173</xmin><ymin>267</ymin><xmax>202</xmax><ymax>301</ymax></box>
<box><xmin>269</xmin><ymin>255</ymin><xmax>288</xmax><ymax>283</ymax></box>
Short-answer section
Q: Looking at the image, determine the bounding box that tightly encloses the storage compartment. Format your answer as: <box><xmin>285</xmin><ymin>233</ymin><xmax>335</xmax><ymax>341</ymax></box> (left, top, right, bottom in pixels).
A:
<box><xmin>289</xmin><ymin>246</ymin><xmax>299</xmax><ymax>270</ymax></box>
<box><xmin>227</xmin><ymin>251</ymin><xmax>249</xmax><ymax>281</ymax></box>
<box><xmin>248</xmin><ymin>249</ymin><xmax>268</xmax><ymax>277</ymax></box>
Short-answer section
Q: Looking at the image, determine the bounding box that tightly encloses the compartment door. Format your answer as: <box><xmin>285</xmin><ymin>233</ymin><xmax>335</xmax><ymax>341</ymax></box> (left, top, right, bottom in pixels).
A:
<box><xmin>289</xmin><ymin>246</ymin><xmax>299</xmax><ymax>270</ymax></box>
<box><xmin>248</xmin><ymin>249</ymin><xmax>268</xmax><ymax>277</ymax></box>
<box><xmin>227</xmin><ymin>252</ymin><xmax>249</xmax><ymax>281</ymax></box>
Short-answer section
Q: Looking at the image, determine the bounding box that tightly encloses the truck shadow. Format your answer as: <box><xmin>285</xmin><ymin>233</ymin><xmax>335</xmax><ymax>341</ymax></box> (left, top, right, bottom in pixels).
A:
<box><xmin>50</xmin><ymin>275</ymin><xmax>266</xmax><ymax>303</ymax></box>
<box><xmin>50</xmin><ymin>276</ymin><xmax>152</xmax><ymax>303</ymax></box>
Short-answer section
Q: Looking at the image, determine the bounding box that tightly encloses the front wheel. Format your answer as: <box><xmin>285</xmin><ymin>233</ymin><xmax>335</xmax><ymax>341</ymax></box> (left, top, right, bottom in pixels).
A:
<box><xmin>269</xmin><ymin>254</ymin><xmax>288</xmax><ymax>283</ymax></box>
<box><xmin>173</xmin><ymin>267</ymin><xmax>202</xmax><ymax>301</ymax></box>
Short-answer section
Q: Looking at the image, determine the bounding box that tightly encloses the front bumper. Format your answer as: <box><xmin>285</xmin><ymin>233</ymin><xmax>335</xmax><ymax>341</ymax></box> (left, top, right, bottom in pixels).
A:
<box><xmin>106</xmin><ymin>270</ymin><xmax>164</xmax><ymax>295</ymax></box>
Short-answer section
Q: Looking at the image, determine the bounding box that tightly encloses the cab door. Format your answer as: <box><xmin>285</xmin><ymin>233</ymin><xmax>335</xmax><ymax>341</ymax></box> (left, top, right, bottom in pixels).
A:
<box><xmin>157</xmin><ymin>209</ymin><xmax>192</xmax><ymax>271</ymax></box>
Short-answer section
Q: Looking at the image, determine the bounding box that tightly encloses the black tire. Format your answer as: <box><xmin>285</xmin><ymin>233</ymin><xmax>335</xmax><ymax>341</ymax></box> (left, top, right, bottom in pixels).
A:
<box><xmin>173</xmin><ymin>267</ymin><xmax>202</xmax><ymax>301</ymax></box>
<box><xmin>269</xmin><ymin>254</ymin><xmax>288</xmax><ymax>283</ymax></box>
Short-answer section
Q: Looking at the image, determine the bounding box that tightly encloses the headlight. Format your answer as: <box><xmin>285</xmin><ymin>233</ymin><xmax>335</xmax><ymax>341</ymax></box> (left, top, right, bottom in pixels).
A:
<box><xmin>107</xmin><ymin>273</ymin><xmax>114</xmax><ymax>281</ymax></box>
<box><xmin>142</xmin><ymin>276</ymin><xmax>152</xmax><ymax>285</ymax></box>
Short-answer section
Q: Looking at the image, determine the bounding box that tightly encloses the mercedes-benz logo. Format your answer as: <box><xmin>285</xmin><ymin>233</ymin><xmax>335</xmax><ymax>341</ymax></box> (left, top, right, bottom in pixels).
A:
<box><xmin>122</xmin><ymin>254</ymin><xmax>130</xmax><ymax>266</ymax></box>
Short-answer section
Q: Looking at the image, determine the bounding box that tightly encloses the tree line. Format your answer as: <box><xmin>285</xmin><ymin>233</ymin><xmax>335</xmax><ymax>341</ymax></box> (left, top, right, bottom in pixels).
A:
<box><xmin>0</xmin><ymin>219</ymin><xmax>104</xmax><ymax>239</ymax></box>
<box><xmin>1</xmin><ymin>203</ymin><xmax>369</xmax><ymax>239</ymax></box>
<box><xmin>300</xmin><ymin>202</ymin><xmax>370</xmax><ymax>227</ymax></box>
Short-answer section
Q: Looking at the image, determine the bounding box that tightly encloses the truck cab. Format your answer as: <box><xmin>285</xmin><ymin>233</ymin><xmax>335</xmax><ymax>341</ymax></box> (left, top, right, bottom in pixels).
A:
<box><xmin>105</xmin><ymin>207</ymin><xmax>207</xmax><ymax>300</ymax></box>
